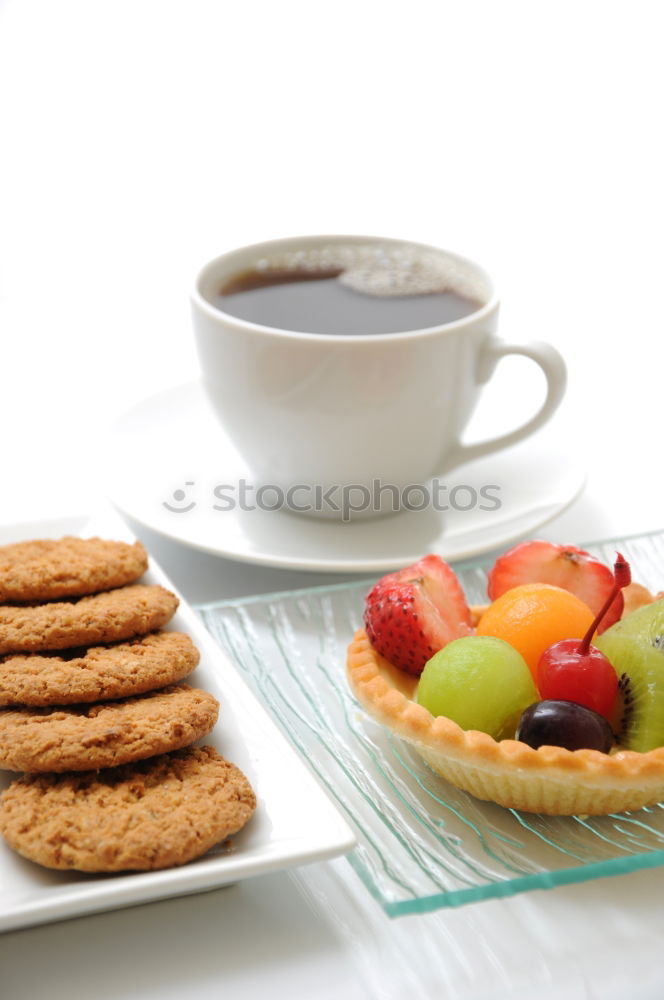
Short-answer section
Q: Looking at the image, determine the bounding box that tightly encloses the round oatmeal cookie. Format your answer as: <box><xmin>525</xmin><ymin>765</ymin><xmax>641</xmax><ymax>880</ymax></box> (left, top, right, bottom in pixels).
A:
<box><xmin>0</xmin><ymin>537</ymin><xmax>148</xmax><ymax>602</ymax></box>
<box><xmin>0</xmin><ymin>584</ymin><xmax>178</xmax><ymax>655</ymax></box>
<box><xmin>0</xmin><ymin>746</ymin><xmax>256</xmax><ymax>871</ymax></box>
<box><xmin>0</xmin><ymin>684</ymin><xmax>219</xmax><ymax>772</ymax></box>
<box><xmin>0</xmin><ymin>631</ymin><xmax>200</xmax><ymax>707</ymax></box>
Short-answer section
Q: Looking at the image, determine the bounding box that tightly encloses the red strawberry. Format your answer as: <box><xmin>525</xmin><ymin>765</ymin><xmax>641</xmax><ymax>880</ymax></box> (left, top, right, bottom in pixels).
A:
<box><xmin>487</xmin><ymin>540</ymin><xmax>623</xmax><ymax>633</ymax></box>
<box><xmin>363</xmin><ymin>554</ymin><xmax>473</xmax><ymax>675</ymax></box>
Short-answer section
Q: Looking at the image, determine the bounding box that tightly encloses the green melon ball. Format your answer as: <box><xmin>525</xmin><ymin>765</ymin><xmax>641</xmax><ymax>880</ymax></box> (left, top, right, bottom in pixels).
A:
<box><xmin>416</xmin><ymin>635</ymin><xmax>539</xmax><ymax>740</ymax></box>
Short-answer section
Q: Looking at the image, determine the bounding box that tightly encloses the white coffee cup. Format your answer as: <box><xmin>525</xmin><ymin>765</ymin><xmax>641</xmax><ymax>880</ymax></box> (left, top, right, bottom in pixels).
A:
<box><xmin>191</xmin><ymin>235</ymin><xmax>566</xmax><ymax>519</ymax></box>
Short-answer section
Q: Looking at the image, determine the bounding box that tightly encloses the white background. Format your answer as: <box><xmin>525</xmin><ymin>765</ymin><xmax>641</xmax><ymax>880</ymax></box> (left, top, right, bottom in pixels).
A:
<box><xmin>1</xmin><ymin>3</ymin><xmax>664</xmax><ymax>998</ymax></box>
<box><xmin>1</xmin><ymin>0</ymin><xmax>662</xmax><ymax>534</ymax></box>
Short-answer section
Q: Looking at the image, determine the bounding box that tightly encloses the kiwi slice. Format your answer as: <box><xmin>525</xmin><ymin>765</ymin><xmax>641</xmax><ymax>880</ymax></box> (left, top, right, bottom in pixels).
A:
<box><xmin>604</xmin><ymin>597</ymin><xmax>664</xmax><ymax>647</ymax></box>
<box><xmin>595</xmin><ymin>612</ymin><xmax>664</xmax><ymax>751</ymax></box>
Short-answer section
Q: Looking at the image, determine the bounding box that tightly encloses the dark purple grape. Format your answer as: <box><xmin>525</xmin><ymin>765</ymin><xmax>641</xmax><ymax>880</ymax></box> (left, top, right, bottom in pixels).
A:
<box><xmin>515</xmin><ymin>700</ymin><xmax>614</xmax><ymax>753</ymax></box>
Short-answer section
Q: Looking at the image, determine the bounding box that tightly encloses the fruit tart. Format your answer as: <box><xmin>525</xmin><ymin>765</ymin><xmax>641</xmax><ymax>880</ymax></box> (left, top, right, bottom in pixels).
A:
<box><xmin>346</xmin><ymin>542</ymin><xmax>664</xmax><ymax>815</ymax></box>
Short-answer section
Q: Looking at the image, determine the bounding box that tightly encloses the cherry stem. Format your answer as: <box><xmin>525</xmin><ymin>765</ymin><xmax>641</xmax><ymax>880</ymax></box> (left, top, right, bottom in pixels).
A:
<box><xmin>578</xmin><ymin>552</ymin><xmax>632</xmax><ymax>654</ymax></box>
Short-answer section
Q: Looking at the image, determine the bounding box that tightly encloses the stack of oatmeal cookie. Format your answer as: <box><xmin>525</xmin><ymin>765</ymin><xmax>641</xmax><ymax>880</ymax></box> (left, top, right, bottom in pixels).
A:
<box><xmin>0</xmin><ymin>537</ymin><xmax>255</xmax><ymax>872</ymax></box>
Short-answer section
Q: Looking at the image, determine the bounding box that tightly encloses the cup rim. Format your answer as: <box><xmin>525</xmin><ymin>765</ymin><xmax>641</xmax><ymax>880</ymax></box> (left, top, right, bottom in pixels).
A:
<box><xmin>191</xmin><ymin>234</ymin><xmax>499</xmax><ymax>342</ymax></box>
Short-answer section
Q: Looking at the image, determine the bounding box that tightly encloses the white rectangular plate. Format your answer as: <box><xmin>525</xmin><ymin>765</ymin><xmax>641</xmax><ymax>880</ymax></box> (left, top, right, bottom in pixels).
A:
<box><xmin>0</xmin><ymin>512</ymin><xmax>356</xmax><ymax>932</ymax></box>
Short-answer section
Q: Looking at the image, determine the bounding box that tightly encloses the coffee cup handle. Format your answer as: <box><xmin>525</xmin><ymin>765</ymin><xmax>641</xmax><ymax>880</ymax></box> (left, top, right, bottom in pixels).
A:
<box><xmin>442</xmin><ymin>338</ymin><xmax>567</xmax><ymax>470</ymax></box>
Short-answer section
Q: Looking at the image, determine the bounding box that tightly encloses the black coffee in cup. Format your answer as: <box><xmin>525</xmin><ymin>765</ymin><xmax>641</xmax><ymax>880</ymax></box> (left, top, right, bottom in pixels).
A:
<box><xmin>211</xmin><ymin>243</ymin><xmax>484</xmax><ymax>335</ymax></box>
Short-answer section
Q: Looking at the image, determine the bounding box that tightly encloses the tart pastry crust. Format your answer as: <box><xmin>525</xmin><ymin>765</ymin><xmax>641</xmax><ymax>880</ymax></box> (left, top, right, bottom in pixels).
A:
<box><xmin>347</xmin><ymin>627</ymin><xmax>664</xmax><ymax>815</ymax></box>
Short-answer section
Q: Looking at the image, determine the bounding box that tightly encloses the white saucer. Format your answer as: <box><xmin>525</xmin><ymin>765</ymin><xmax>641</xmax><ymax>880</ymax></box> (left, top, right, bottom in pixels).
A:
<box><xmin>103</xmin><ymin>381</ymin><xmax>585</xmax><ymax>573</ymax></box>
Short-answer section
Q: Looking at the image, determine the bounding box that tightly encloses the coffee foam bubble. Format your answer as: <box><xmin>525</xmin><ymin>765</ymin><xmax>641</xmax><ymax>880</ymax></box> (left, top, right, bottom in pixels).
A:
<box><xmin>253</xmin><ymin>244</ymin><xmax>489</xmax><ymax>301</ymax></box>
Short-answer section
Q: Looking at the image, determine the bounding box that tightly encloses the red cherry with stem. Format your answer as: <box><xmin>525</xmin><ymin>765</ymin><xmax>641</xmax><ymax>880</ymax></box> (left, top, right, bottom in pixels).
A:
<box><xmin>536</xmin><ymin>553</ymin><xmax>631</xmax><ymax>720</ymax></box>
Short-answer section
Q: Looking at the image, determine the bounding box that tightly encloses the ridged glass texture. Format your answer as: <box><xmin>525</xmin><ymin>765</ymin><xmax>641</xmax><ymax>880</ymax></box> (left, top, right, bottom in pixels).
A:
<box><xmin>199</xmin><ymin>530</ymin><xmax>664</xmax><ymax>916</ymax></box>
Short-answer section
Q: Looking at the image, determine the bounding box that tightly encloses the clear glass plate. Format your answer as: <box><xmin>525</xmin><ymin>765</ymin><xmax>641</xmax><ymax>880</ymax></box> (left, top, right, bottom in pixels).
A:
<box><xmin>199</xmin><ymin>529</ymin><xmax>664</xmax><ymax>917</ymax></box>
